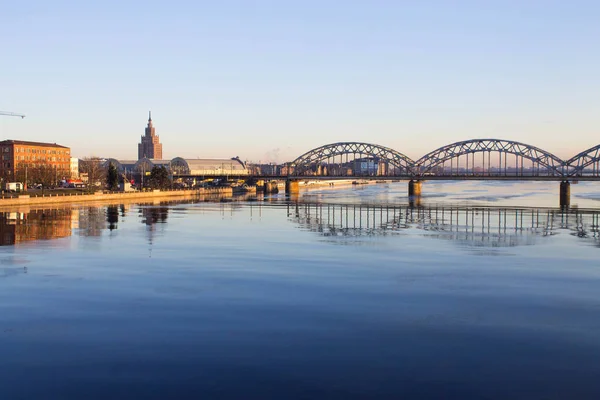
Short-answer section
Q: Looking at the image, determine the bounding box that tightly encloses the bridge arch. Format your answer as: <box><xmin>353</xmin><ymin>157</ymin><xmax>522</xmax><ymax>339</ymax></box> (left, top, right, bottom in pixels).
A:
<box><xmin>291</xmin><ymin>142</ymin><xmax>414</xmax><ymax>176</ymax></box>
<box><xmin>414</xmin><ymin>139</ymin><xmax>566</xmax><ymax>177</ymax></box>
<box><xmin>566</xmin><ymin>145</ymin><xmax>600</xmax><ymax>176</ymax></box>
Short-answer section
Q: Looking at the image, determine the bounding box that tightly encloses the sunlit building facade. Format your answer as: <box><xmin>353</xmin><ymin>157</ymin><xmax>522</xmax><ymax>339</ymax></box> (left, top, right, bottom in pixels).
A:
<box><xmin>0</xmin><ymin>140</ymin><xmax>71</xmax><ymax>182</ymax></box>
<box><xmin>138</xmin><ymin>112</ymin><xmax>163</xmax><ymax>160</ymax></box>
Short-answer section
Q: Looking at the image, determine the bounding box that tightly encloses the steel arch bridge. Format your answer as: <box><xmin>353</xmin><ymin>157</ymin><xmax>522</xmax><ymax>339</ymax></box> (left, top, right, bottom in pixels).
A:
<box><xmin>414</xmin><ymin>139</ymin><xmax>566</xmax><ymax>177</ymax></box>
<box><xmin>566</xmin><ymin>145</ymin><xmax>600</xmax><ymax>177</ymax></box>
<box><xmin>291</xmin><ymin>142</ymin><xmax>414</xmax><ymax>176</ymax></box>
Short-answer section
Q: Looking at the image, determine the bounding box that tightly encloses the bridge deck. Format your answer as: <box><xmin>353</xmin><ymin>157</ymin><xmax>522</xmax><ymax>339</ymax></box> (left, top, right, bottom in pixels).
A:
<box><xmin>186</xmin><ymin>175</ymin><xmax>600</xmax><ymax>182</ymax></box>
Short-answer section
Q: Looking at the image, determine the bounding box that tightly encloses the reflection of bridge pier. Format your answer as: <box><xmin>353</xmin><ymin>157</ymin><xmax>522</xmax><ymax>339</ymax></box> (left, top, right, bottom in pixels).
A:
<box><xmin>408</xmin><ymin>180</ymin><xmax>422</xmax><ymax>207</ymax></box>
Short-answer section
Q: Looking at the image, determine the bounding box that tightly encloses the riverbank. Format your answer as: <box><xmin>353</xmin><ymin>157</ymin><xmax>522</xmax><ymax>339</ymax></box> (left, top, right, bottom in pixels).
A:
<box><xmin>0</xmin><ymin>187</ymin><xmax>234</xmax><ymax>207</ymax></box>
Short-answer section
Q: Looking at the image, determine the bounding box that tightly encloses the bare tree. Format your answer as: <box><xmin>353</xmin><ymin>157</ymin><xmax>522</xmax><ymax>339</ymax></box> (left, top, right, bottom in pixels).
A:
<box><xmin>79</xmin><ymin>157</ymin><xmax>107</xmax><ymax>189</ymax></box>
<box><xmin>14</xmin><ymin>161</ymin><xmax>60</xmax><ymax>189</ymax></box>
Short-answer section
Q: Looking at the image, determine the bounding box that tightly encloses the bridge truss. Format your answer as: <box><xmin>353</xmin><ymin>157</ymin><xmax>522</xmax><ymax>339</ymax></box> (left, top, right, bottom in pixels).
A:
<box><xmin>273</xmin><ymin>139</ymin><xmax>600</xmax><ymax>180</ymax></box>
<box><xmin>414</xmin><ymin>139</ymin><xmax>566</xmax><ymax>177</ymax></box>
<box><xmin>566</xmin><ymin>145</ymin><xmax>600</xmax><ymax>177</ymax></box>
<box><xmin>291</xmin><ymin>142</ymin><xmax>414</xmax><ymax>176</ymax></box>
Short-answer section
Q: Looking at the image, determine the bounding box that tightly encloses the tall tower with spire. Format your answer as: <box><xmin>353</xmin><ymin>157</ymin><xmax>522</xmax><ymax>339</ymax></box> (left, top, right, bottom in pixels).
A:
<box><xmin>138</xmin><ymin>111</ymin><xmax>163</xmax><ymax>160</ymax></box>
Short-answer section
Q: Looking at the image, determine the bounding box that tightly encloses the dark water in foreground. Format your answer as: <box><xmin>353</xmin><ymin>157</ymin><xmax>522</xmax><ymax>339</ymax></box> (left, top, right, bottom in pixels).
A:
<box><xmin>1</xmin><ymin>182</ymin><xmax>600</xmax><ymax>399</ymax></box>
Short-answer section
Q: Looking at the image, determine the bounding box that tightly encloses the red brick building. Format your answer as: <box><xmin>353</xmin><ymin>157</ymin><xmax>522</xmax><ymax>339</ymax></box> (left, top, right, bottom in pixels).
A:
<box><xmin>0</xmin><ymin>140</ymin><xmax>71</xmax><ymax>184</ymax></box>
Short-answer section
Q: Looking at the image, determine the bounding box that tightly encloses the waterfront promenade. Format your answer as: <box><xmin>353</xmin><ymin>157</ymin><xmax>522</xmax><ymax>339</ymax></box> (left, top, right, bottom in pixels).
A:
<box><xmin>0</xmin><ymin>187</ymin><xmax>235</xmax><ymax>208</ymax></box>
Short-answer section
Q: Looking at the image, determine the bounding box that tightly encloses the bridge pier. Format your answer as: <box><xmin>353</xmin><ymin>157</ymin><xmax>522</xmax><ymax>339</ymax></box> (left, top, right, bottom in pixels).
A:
<box><xmin>263</xmin><ymin>180</ymin><xmax>279</xmax><ymax>194</ymax></box>
<box><xmin>285</xmin><ymin>179</ymin><xmax>300</xmax><ymax>195</ymax></box>
<box><xmin>408</xmin><ymin>180</ymin><xmax>422</xmax><ymax>197</ymax></box>
<box><xmin>560</xmin><ymin>181</ymin><xmax>570</xmax><ymax>208</ymax></box>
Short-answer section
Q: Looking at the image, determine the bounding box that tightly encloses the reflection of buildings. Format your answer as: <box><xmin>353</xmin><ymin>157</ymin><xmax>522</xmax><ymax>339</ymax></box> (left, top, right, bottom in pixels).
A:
<box><xmin>140</xmin><ymin>205</ymin><xmax>169</xmax><ymax>252</ymax></box>
<box><xmin>77</xmin><ymin>207</ymin><xmax>106</xmax><ymax>236</ymax></box>
<box><xmin>0</xmin><ymin>209</ymin><xmax>73</xmax><ymax>246</ymax></box>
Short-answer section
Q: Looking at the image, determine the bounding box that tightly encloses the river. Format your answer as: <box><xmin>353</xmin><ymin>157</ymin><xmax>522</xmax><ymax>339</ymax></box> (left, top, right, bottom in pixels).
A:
<box><xmin>1</xmin><ymin>181</ymin><xmax>599</xmax><ymax>399</ymax></box>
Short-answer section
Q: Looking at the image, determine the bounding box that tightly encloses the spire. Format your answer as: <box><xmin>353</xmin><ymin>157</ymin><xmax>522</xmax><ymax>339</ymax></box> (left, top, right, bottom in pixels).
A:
<box><xmin>148</xmin><ymin>111</ymin><xmax>152</xmax><ymax>122</ymax></box>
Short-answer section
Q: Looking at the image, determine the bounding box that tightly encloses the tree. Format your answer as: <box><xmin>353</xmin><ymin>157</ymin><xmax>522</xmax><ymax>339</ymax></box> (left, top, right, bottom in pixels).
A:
<box><xmin>79</xmin><ymin>157</ymin><xmax>106</xmax><ymax>190</ymax></box>
<box><xmin>14</xmin><ymin>161</ymin><xmax>57</xmax><ymax>189</ymax></box>
<box><xmin>148</xmin><ymin>166</ymin><xmax>171</xmax><ymax>189</ymax></box>
<box><xmin>107</xmin><ymin>163</ymin><xmax>119</xmax><ymax>191</ymax></box>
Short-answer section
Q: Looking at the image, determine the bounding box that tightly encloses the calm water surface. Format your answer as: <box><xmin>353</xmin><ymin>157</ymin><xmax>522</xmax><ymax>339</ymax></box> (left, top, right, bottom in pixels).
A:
<box><xmin>1</xmin><ymin>182</ymin><xmax>600</xmax><ymax>399</ymax></box>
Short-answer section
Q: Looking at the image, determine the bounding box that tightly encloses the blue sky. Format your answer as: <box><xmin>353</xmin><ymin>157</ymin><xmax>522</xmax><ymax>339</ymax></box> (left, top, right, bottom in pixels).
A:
<box><xmin>1</xmin><ymin>1</ymin><xmax>599</xmax><ymax>162</ymax></box>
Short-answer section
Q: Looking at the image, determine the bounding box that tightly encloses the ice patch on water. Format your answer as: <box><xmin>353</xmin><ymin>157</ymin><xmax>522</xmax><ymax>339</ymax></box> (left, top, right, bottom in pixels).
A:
<box><xmin>466</xmin><ymin>191</ymin><xmax>544</xmax><ymax>202</ymax></box>
<box><xmin>422</xmin><ymin>193</ymin><xmax>449</xmax><ymax>198</ymax></box>
<box><xmin>576</xmin><ymin>192</ymin><xmax>600</xmax><ymax>201</ymax></box>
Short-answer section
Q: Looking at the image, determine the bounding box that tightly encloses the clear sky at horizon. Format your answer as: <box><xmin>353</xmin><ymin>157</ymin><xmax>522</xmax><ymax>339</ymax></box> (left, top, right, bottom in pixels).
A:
<box><xmin>1</xmin><ymin>1</ymin><xmax>599</xmax><ymax>162</ymax></box>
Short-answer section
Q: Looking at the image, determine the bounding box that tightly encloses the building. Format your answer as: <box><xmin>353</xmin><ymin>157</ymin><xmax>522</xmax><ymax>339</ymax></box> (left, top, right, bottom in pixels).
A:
<box><xmin>170</xmin><ymin>157</ymin><xmax>248</xmax><ymax>176</ymax></box>
<box><xmin>104</xmin><ymin>156</ymin><xmax>248</xmax><ymax>188</ymax></box>
<box><xmin>70</xmin><ymin>157</ymin><xmax>79</xmax><ymax>179</ymax></box>
<box><xmin>138</xmin><ymin>111</ymin><xmax>163</xmax><ymax>160</ymax></box>
<box><xmin>0</xmin><ymin>140</ymin><xmax>71</xmax><ymax>184</ymax></box>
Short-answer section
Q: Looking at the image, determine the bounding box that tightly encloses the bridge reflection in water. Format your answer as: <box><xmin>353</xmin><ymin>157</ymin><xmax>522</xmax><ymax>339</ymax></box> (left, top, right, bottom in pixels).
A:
<box><xmin>1</xmin><ymin>201</ymin><xmax>600</xmax><ymax>250</ymax></box>
<box><xmin>287</xmin><ymin>202</ymin><xmax>600</xmax><ymax>247</ymax></box>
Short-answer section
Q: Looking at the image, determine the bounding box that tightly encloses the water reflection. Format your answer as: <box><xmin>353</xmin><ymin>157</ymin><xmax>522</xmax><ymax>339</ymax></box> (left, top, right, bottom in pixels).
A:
<box><xmin>77</xmin><ymin>206</ymin><xmax>106</xmax><ymax>237</ymax></box>
<box><xmin>287</xmin><ymin>202</ymin><xmax>600</xmax><ymax>248</ymax></box>
<box><xmin>0</xmin><ymin>201</ymin><xmax>599</xmax><ymax>249</ymax></box>
<box><xmin>0</xmin><ymin>208</ymin><xmax>73</xmax><ymax>245</ymax></box>
<box><xmin>106</xmin><ymin>205</ymin><xmax>119</xmax><ymax>230</ymax></box>
<box><xmin>140</xmin><ymin>205</ymin><xmax>169</xmax><ymax>226</ymax></box>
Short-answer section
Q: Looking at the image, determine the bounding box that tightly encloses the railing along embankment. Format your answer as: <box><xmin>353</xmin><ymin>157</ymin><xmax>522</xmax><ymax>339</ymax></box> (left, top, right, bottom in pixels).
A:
<box><xmin>0</xmin><ymin>187</ymin><xmax>233</xmax><ymax>207</ymax></box>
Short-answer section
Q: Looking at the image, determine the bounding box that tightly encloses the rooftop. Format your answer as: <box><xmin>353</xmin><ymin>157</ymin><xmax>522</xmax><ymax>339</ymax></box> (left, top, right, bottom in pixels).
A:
<box><xmin>0</xmin><ymin>139</ymin><xmax>69</xmax><ymax>149</ymax></box>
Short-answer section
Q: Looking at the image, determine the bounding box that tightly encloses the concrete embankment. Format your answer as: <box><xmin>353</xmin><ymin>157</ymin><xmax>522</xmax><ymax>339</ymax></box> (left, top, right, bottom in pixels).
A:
<box><xmin>0</xmin><ymin>188</ymin><xmax>234</xmax><ymax>207</ymax></box>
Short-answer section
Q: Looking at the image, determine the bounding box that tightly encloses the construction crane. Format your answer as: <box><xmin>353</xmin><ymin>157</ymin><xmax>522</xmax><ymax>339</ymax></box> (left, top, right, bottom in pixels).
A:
<box><xmin>0</xmin><ymin>111</ymin><xmax>26</xmax><ymax>119</ymax></box>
